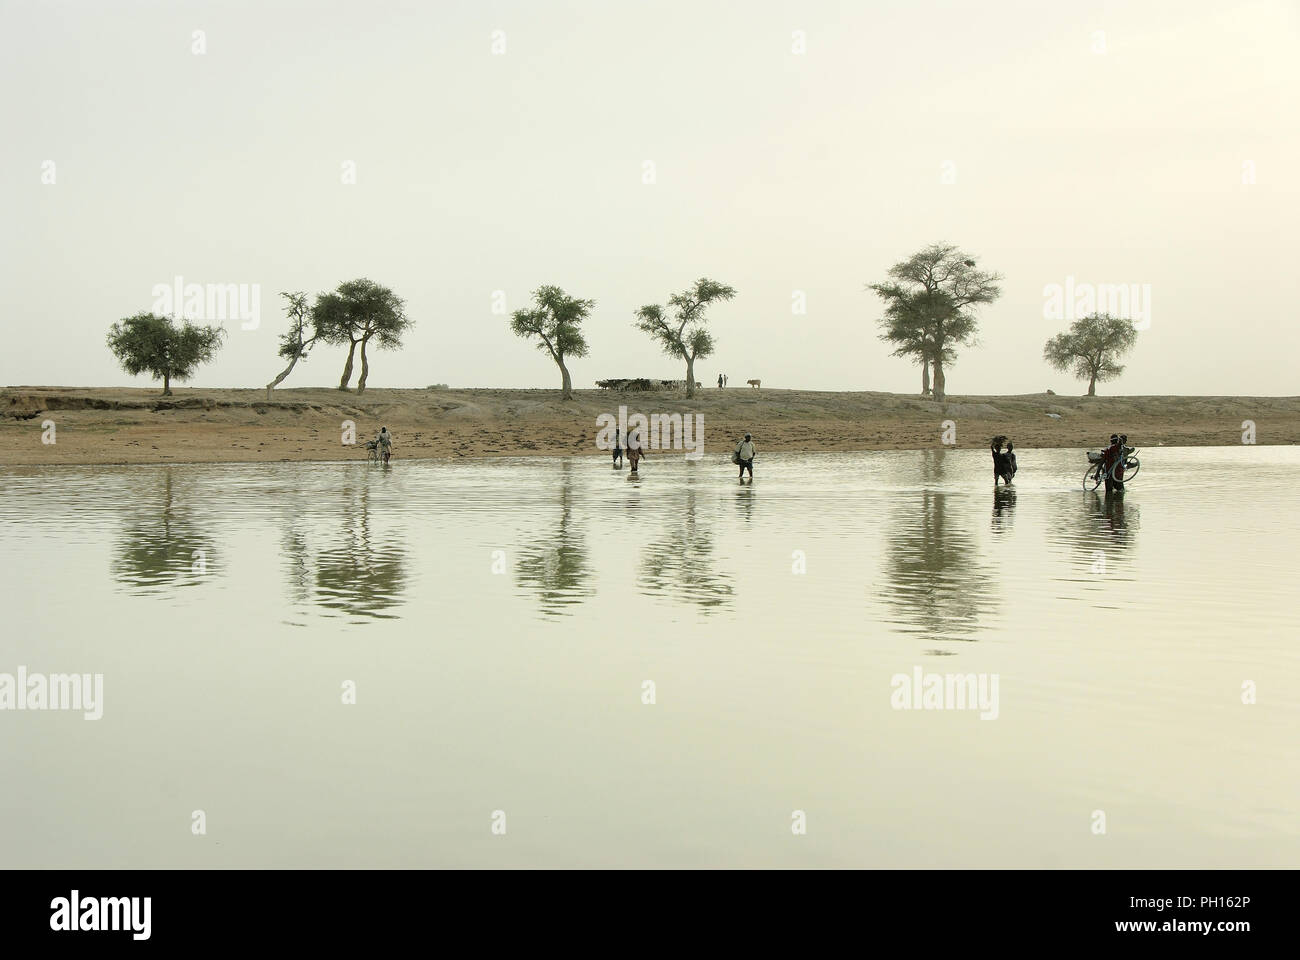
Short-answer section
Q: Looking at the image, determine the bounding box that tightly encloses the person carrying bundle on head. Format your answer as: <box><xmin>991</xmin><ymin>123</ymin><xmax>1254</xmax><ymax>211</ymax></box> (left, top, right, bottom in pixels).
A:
<box><xmin>990</xmin><ymin>435</ymin><xmax>1015</xmax><ymax>484</ymax></box>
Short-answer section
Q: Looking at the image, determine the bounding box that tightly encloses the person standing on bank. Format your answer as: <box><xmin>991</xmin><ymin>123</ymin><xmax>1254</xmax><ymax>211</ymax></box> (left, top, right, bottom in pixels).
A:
<box><xmin>734</xmin><ymin>433</ymin><xmax>756</xmax><ymax>481</ymax></box>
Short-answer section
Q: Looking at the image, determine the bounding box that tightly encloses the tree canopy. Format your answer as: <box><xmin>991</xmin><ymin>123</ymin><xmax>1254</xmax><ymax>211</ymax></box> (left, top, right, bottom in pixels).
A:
<box><xmin>1043</xmin><ymin>313</ymin><xmax>1138</xmax><ymax>395</ymax></box>
<box><xmin>312</xmin><ymin>278</ymin><xmax>411</xmax><ymax>393</ymax></box>
<box><xmin>869</xmin><ymin>244</ymin><xmax>1001</xmax><ymax>401</ymax></box>
<box><xmin>265</xmin><ymin>291</ymin><xmax>315</xmax><ymax>398</ymax></box>
<box><xmin>105</xmin><ymin>312</ymin><xmax>225</xmax><ymax>395</ymax></box>
<box><xmin>633</xmin><ymin>278</ymin><xmax>735</xmax><ymax>398</ymax></box>
<box><xmin>510</xmin><ymin>285</ymin><xmax>593</xmax><ymax>400</ymax></box>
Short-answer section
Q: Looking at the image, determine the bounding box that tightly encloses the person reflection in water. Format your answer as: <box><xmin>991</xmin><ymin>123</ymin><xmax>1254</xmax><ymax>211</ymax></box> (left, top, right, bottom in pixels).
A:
<box><xmin>992</xmin><ymin>485</ymin><xmax>1016</xmax><ymax>533</ymax></box>
<box><xmin>1102</xmin><ymin>488</ymin><xmax>1128</xmax><ymax>535</ymax></box>
<box><xmin>1081</xmin><ymin>488</ymin><xmax>1136</xmax><ymax>554</ymax></box>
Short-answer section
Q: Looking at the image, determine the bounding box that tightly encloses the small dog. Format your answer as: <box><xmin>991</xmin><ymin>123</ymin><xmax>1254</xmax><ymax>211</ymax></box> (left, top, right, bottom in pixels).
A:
<box><xmin>990</xmin><ymin>435</ymin><xmax>1016</xmax><ymax>484</ymax></box>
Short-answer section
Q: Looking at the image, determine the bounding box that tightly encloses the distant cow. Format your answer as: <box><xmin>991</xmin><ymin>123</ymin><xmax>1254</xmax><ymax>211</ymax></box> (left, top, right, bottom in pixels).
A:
<box><xmin>747</xmin><ymin>379</ymin><xmax>761</xmax><ymax>389</ymax></box>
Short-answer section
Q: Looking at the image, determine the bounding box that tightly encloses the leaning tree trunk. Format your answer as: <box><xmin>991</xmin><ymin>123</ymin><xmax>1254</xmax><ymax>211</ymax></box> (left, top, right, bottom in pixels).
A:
<box><xmin>266</xmin><ymin>353</ymin><xmax>303</xmax><ymax>400</ymax></box>
<box><xmin>356</xmin><ymin>339</ymin><xmax>370</xmax><ymax>394</ymax></box>
<box><xmin>1087</xmin><ymin>373</ymin><xmax>1096</xmax><ymax>396</ymax></box>
<box><xmin>932</xmin><ymin>359</ymin><xmax>946</xmax><ymax>403</ymax></box>
<box><xmin>921</xmin><ymin>360</ymin><xmax>931</xmax><ymax>396</ymax></box>
<box><xmin>338</xmin><ymin>340</ymin><xmax>358</xmax><ymax>390</ymax></box>
<box><xmin>559</xmin><ymin>360</ymin><xmax>573</xmax><ymax>400</ymax></box>
<box><xmin>685</xmin><ymin>354</ymin><xmax>696</xmax><ymax>398</ymax></box>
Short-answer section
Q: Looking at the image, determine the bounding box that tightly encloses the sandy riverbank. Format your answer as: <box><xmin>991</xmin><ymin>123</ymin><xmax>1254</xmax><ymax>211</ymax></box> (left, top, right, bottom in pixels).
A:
<box><xmin>2</xmin><ymin>386</ymin><xmax>1296</xmax><ymax>465</ymax></box>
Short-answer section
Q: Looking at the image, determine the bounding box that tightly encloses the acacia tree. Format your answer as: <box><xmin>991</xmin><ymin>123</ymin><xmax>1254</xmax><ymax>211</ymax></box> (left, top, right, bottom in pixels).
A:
<box><xmin>876</xmin><ymin>288</ymin><xmax>956</xmax><ymax>396</ymax></box>
<box><xmin>265</xmin><ymin>292</ymin><xmax>316</xmax><ymax>399</ymax></box>
<box><xmin>510</xmin><ymin>285</ymin><xmax>592</xmax><ymax>400</ymax></box>
<box><xmin>312</xmin><ymin>278</ymin><xmax>412</xmax><ymax>393</ymax></box>
<box><xmin>869</xmin><ymin>244</ymin><xmax>1001</xmax><ymax>402</ymax></box>
<box><xmin>1043</xmin><ymin>313</ymin><xmax>1138</xmax><ymax>396</ymax></box>
<box><xmin>634</xmin><ymin>278</ymin><xmax>736</xmax><ymax>398</ymax></box>
<box><xmin>106</xmin><ymin>312</ymin><xmax>225</xmax><ymax>396</ymax></box>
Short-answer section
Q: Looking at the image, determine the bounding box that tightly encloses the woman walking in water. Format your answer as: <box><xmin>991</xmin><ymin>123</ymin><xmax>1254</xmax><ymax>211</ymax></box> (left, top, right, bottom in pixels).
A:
<box><xmin>626</xmin><ymin>429</ymin><xmax>646</xmax><ymax>474</ymax></box>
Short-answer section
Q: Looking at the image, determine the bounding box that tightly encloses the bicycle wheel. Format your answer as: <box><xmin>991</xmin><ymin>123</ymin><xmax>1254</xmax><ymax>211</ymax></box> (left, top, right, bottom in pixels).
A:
<box><xmin>1083</xmin><ymin>465</ymin><xmax>1103</xmax><ymax>491</ymax></box>
<box><xmin>1120</xmin><ymin>456</ymin><xmax>1139</xmax><ymax>480</ymax></box>
<box><xmin>367</xmin><ymin>447</ymin><xmax>378</xmax><ymax>463</ymax></box>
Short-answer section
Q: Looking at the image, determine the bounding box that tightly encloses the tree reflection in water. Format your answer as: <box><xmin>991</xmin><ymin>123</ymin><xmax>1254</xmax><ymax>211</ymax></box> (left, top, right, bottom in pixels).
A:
<box><xmin>640</xmin><ymin>487</ymin><xmax>734</xmax><ymax>612</ymax></box>
<box><xmin>881</xmin><ymin>452</ymin><xmax>997</xmax><ymax>641</ymax></box>
<box><xmin>282</xmin><ymin>479</ymin><xmax>408</xmax><ymax>621</ymax></box>
<box><xmin>114</xmin><ymin>467</ymin><xmax>218</xmax><ymax>592</ymax></box>
<box><xmin>514</xmin><ymin>460</ymin><xmax>591</xmax><ymax>618</ymax></box>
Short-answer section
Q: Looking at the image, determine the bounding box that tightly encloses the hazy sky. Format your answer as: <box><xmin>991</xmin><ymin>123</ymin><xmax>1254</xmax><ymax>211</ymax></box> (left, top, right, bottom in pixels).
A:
<box><xmin>2</xmin><ymin>0</ymin><xmax>1297</xmax><ymax>395</ymax></box>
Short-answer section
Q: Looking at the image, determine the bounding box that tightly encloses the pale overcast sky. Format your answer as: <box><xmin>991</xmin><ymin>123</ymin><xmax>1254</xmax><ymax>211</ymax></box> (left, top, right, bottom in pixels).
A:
<box><xmin>2</xmin><ymin>0</ymin><xmax>1297</xmax><ymax>395</ymax></box>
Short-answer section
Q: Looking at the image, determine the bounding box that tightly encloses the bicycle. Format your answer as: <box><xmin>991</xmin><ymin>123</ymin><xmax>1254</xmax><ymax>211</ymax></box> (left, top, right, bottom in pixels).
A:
<box><xmin>365</xmin><ymin>440</ymin><xmax>380</xmax><ymax>464</ymax></box>
<box><xmin>1082</xmin><ymin>447</ymin><xmax>1140</xmax><ymax>490</ymax></box>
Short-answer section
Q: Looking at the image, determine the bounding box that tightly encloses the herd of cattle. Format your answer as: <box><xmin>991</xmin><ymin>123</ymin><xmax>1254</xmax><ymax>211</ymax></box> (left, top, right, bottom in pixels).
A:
<box><xmin>595</xmin><ymin>378</ymin><xmax>761</xmax><ymax>390</ymax></box>
<box><xmin>595</xmin><ymin>378</ymin><xmax>699</xmax><ymax>391</ymax></box>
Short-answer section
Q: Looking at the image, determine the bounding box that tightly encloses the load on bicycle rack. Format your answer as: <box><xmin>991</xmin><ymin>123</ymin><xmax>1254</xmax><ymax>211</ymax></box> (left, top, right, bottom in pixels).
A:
<box><xmin>1083</xmin><ymin>445</ymin><xmax>1140</xmax><ymax>490</ymax></box>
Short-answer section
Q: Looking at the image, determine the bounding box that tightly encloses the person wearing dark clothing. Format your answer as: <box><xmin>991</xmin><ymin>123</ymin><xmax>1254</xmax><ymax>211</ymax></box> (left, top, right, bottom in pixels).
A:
<box><xmin>1101</xmin><ymin>433</ymin><xmax>1125</xmax><ymax>493</ymax></box>
<box><xmin>612</xmin><ymin>429</ymin><xmax>623</xmax><ymax>467</ymax></box>
<box><xmin>990</xmin><ymin>435</ymin><xmax>1015</xmax><ymax>484</ymax></box>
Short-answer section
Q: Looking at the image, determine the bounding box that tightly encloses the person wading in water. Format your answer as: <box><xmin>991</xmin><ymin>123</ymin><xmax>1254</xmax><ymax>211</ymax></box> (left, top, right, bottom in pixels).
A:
<box><xmin>626</xmin><ymin>429</ymin><xmax>646</xmax><ymax>474</ymax></box>
<box><xmin>734</xmin><ymin>433</ymin><xmax>755</xmax><ymax>482</ymax></box>
<box><xmin>990</xmin><ymin>435</ymin><xmax>1016</xmax><ymax>484</ymax></box>
<box><xmin>1100</xmin><ymin>433</ymin><xmax>1126</xmax><ymax>494</ymax></box>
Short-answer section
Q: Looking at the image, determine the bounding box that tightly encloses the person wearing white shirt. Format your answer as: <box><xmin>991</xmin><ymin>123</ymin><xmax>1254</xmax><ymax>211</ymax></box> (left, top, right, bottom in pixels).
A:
<box><xmin>735</xmin><ymin>433</ymin><xmax>756</xmax><ymax>481</ymax></box>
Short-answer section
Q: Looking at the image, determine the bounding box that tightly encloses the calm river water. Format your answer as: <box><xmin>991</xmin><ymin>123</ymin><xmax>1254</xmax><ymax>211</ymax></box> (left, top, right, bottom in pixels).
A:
<box><xmin>1</xmin><ymin>447</ymin><xmax>1297</xmax><ymax>867</ymax></box>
